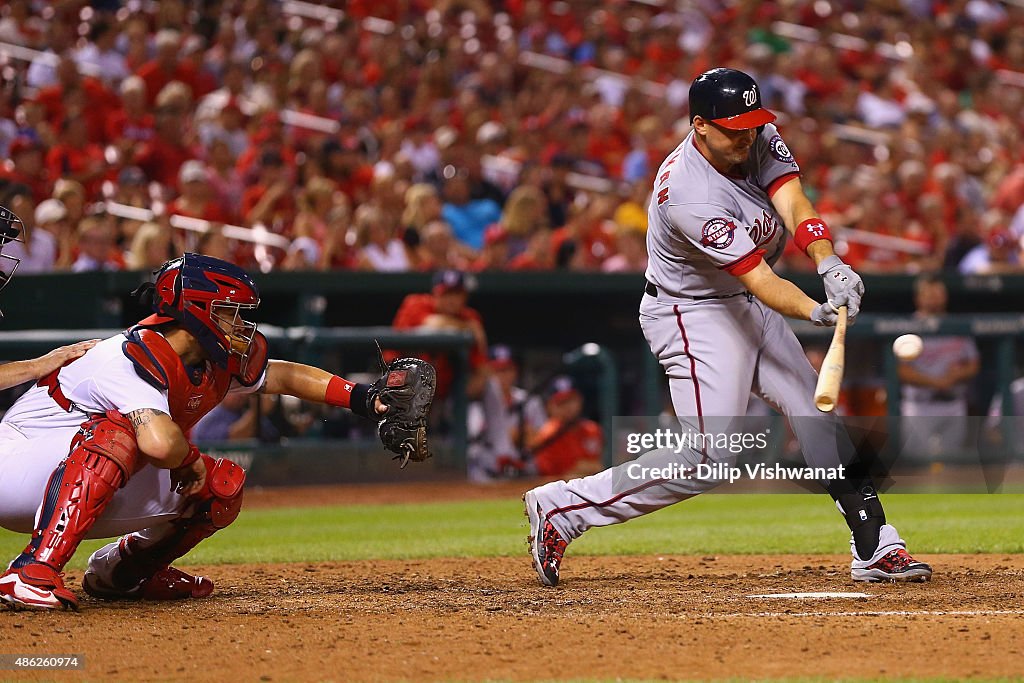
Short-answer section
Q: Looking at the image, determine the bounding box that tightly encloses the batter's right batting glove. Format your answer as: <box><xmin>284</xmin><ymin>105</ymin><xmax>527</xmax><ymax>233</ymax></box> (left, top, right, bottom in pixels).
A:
<box><xmin>817</xmin><ymin>255</ymin><xmax>864</xmax><ymax>323</ymax></box>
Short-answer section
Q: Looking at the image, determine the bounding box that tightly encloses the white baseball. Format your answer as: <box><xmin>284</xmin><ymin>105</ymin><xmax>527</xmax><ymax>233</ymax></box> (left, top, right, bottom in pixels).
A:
<box><xmin>893</xmin><ymin>334</ymin><xmax>923</xmax><ymax>361</ymax></box>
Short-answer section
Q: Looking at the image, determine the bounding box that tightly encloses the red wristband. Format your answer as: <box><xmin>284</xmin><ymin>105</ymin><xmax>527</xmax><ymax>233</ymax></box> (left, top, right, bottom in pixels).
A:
<box><xmin>325</xmin><ymin>375</ymin><xmax>355</xmax><ymax>408</ymax></box>
<box><xmin>794</xmin><ymin>218</ymin><xmax>833</xmax><ymax>255</ymax></box>
<box><xmin>179</xmin><ymin>443</ymin><xmax>201</xmax><ymax>469</ymax></box>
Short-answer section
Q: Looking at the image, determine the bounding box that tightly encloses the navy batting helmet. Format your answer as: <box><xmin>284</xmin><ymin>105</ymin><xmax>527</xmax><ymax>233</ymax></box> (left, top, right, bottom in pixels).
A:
<box><xmin>689</xmin><ymin>67</ymin><xmax>776</xmax><ymax>130</ymax></box>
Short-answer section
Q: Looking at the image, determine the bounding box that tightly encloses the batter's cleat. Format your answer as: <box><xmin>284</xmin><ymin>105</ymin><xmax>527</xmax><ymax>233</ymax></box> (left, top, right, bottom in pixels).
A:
<box><xmin>0</xmin><ymin>563</ymin><xmax>79</xmax><ymax>611</ymax></box>
<box><xmin>524</xmin><ymin>489</ymin><xmax>568</xmax><ymax>587</ymax></box>
<box><xmin>851</xmin><ymin>548</ymin><xmax>932</xmax><ymax>583</ymax></box>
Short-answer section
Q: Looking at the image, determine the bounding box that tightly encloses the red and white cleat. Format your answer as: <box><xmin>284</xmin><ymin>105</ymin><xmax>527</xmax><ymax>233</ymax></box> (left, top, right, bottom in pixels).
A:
<box><xmin>83</xmin><ymin>564</ymin><xmax>212</xmax><ymax>601</ymax></box>
<box><xmin>0</xmin><ymin>563</ymin><xmax>79</xmax><ymax>611</ymax></box>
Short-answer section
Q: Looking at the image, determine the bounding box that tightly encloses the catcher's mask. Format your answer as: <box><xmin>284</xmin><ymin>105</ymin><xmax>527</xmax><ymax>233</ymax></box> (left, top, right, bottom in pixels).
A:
<box><xmin>133</xmin><ymin>253</ymin><xmax>260</xmax><ymax>376</ymax></box>
<box><xmin>0</xmin><ymin>206</ymin><xmax>24</xmax><ymax>316</ymax></box>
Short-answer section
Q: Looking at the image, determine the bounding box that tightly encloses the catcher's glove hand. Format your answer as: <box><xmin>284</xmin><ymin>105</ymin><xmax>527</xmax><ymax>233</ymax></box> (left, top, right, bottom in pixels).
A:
<box><xmin>368</xmin><ymin>344</ymin><xmax>436</xmax><ymax>467</ymax></box>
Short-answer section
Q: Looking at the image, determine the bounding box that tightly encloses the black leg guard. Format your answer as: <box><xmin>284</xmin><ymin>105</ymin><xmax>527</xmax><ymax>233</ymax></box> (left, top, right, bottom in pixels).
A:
<box><xmin>828</xmin><ymin>479</ymin><xmax>886</xmax><ymax>560</ymax></box>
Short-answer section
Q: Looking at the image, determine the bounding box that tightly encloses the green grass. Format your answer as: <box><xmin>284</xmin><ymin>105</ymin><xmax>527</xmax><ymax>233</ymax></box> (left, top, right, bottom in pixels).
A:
<box><xmin>1</xmin><ymin>493</ymin><xmax>1022</xmax><ymax>570</ymax></box>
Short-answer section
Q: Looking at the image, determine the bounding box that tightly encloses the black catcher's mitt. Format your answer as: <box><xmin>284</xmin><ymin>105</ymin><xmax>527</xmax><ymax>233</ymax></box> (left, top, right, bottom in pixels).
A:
<box><xmin>368</xmin><ymin>344</ymin><xmax>436</xmax><ymax>467</ymax></box>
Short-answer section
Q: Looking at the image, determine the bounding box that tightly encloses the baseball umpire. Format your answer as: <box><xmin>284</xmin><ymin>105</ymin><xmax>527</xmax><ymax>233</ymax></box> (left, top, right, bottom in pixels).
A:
<box><xmin>525</xmin><ymin>68</ymin><xmax>931</xmax><ymax>587</ymax></box>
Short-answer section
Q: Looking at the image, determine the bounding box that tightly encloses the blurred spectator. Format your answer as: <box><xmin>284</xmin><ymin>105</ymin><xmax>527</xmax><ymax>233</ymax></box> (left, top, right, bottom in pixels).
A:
<box><xmin>0</xmin><ymin>136</ymin><xmax>51</xmax><ymax>203</ymax></box>
<box><xmin>0</xmin><ymin>184</ymin><xmax>54</xmax><ymax>273</ymax></box>
<box><xmin>390</xmin><ymin>269</ymin><xmax>488</xmax><ymax>400</ymax></box>
<box><xmin>26</xmin><ymin>19</ymin><xmax>73</xmax><ymax>89</ymax></box>
<box><xmin>601</xmin><ymin>224</ymin><xmax>648</xmax><ymax>273</ymax></box>
<box><xmin>45</xmin><ymin>117</ymin><xmax>107</xmax><ymax>199</ymax></box>
<box><xmin>198</xmin><ymin>98</ymin><xmax>248</xmax><ymax>158</ymax></box>
<box><xmin>415</xmin><ymin>219</ymin><xmax>473</xmax><ymax>272</ymax></box>
<box><xmin>354</xmin><ymin>204</ymin><xmax>409</xmax><ymax>272</ymax></box>
<box><xmin>135</xmin><ymin>105</ymin><xmax>194</xmax><ymax>191</ymax></box>
<box><xmin>168</xmin><ymin>160</ymin><xmax>229</xmax><ymax>224</ymax></box>
<box><xmin>136</xmin><ymin>29</ymin><xmax>199</xmax><ymax>107</ymax></box>
<box><xmin>530</xmin><ymin>376</ymin><xmax>603</xmax><ymax>479</ymax></box>
<box><xmin>106</xmin><ymin>76</ymin><xmax>156</xmax><ymax>168</ymax></box>
<box><xmin>441</xmin><ymin>169</ymin><xmax>502</xmax><ymax>251</ymax></box>
<box><xmin>71</xmin><ymin>215</ymin><xmax>121</xmax><ymax>272</ymax></box>
<box><xmin>191</xmin><ymin>393</ymin><xmax>280</xmax><ymax>443</ymax></box>
<box><xmin>621</xmin><ymin>115</ymin><xmax>664</xmax><ymax>183</ymax></box>
<box><xmin>241</xmin><ymin>149</ymin><xmax>294</xmax><ymax>231</ymax></box>
<box><xmin>125</xmin><ymin>221</ymin><xmax>173</xmax><ymax>271</ymax></box>
<box><xmin>958</xmin><ymin>228</ymin><xmax>1022</xmax><ymax>275</ymax></box>
<box><xmin>500</xmin><ymin>185</ymin><xmax>549</xmax><ymax>258</ymax></box>
<box><xmin>898</xmin><ymin>275</ymin><xmax>980</xmax><ymax>460</ymax></box>
<box><xmin>472</xmin><ymin>224</ymin><xmax>511</xmax><ymax>271</ymax></box>
<box><xmin>467</xmin><ymin>345</ymin><xmax>547</xmax><ymax>482</ymax></box>
<box><xmin>283</xmin><ymin>177</ymin><xmax>337</xmax><ymax>270</ymax></box>
<box><xmin>74</xmin><ymin>19</ymin><xmax>130</xmax><ymax>86</ymax></box>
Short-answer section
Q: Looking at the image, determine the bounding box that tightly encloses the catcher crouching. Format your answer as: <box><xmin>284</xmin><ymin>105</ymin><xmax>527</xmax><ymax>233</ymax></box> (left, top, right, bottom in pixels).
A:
<box><xmin>0</xmin><ymin>253</ymin><xmax>434</xmax><ymax>610</ymax></box>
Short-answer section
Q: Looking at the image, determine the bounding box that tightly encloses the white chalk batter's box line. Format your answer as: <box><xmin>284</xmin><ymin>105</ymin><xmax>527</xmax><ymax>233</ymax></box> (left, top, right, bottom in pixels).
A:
<box><xmin>707</xmin><ymin>609</ymin><xmax>1024</xmax><ymax>619</ymax></box>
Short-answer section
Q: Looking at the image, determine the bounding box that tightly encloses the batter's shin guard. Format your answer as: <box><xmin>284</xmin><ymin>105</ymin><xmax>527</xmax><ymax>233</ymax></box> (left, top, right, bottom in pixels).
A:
<box><xmin>828</xmin><ymin>480</ymin><xmax>886</xmax><ymax>560</ymax></box>
<box><xmin>112</xmin><ymin>456</ymin><xmax>245</xmax><ymax>587</ymax></box>
<box><xmin>10</xmin><ymin>412</ymin><xmax>140</xmax><ymax>572</ymax></box>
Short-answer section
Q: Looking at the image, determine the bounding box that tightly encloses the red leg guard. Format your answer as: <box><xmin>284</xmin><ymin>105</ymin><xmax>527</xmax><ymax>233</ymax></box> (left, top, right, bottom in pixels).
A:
<box><xmin>113</xmin><ymin>456</ymin><xmax>245</xmax><ymax>587</ymax></box>
<box><xmin>12</xmin><ymin>411</ymin><xmax>141</xmax><ymax>572</ymax></box>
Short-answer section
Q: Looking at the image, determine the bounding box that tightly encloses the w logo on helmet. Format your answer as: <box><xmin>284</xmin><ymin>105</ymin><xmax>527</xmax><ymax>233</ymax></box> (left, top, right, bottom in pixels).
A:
<box><xmin>743</xmin><ymin>86</ymin><xmax>758</xmax><ymax>107</ymax></box>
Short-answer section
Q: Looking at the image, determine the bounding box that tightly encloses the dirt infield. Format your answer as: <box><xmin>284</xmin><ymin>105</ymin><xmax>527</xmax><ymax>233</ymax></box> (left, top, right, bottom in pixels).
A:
<box><xmin>2</xmin><ymin>553</ymin><xmax>1023</xmax><ymax>682</ymax></box>
<box><xmin>2</xmin><ymin>482</ymin><xmax>1022</xmax><ymax>681</ymax></box>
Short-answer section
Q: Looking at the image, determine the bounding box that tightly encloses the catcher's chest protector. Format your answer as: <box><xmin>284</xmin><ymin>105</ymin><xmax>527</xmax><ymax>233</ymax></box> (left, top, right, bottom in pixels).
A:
<box><xmin>122</xmin><ymin>327</ymin><xmax>234</xmax><ymax>431</ymax></box>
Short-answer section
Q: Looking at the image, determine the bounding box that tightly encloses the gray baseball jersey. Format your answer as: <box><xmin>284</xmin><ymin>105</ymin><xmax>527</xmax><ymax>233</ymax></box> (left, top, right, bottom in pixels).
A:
<box><xmin>645</xmin><ymin>123</ymin><xmax>800</xmax><ymax>298</ymax></box>
<box><xmin>528</xmin><ymin>124</ymin><xmax>910</xmax><ymax>566</ymax></box>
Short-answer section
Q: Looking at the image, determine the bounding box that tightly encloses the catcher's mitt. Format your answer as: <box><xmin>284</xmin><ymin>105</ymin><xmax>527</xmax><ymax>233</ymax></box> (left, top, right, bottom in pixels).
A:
<box><xmin>368</xmin><ymin>344</ymin><xmax>436</xmax><ymax>467</ymax></box>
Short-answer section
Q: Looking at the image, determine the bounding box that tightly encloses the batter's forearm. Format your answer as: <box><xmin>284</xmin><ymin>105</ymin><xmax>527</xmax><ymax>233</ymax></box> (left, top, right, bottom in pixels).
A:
<box><xmin>737</xmin><ymin>261</ymin><xmax>818</xmax><ymax>320</ymax></box>
<box><xmin>805</xmin><ymin>239</ymin><xmax>836</xmax><ymax>267</ymax></box>
<box><xmin>753</xmin><ymin>278</ymin><xmax>818</xmax><ymax>320</ymax></box>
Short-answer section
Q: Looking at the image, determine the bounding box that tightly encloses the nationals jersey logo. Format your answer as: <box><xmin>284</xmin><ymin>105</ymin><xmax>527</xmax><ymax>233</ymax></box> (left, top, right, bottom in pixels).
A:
<box><xmin>748</xmin><ymin>210</ymin><xmax>779</xmax><ymax>245</ymax></box>
<box><xmin>701</xmin><ymin>217</ymin><xmax>736</xmax><ymax>249</ymax></box>
<box><xmin>187</xmin><ymin>395</ymin><xmax>203</xmax><ymax>411</ymax></box>
<box><xmin>769</xmin><ymin>135</ymin><xmax>794</xmax><ymax>163</ymax></box>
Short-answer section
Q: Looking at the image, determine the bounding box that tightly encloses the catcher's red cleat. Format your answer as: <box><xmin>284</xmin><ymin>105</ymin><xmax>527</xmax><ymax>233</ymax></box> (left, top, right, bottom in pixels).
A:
<box><xmin>0</xmin><ymin>563</ymin><xmax>79</xmax><ymax>611</ymax></box>
<box><xmin>83</xmin><ymin>564</ymin><xmax>213</xmax><ymax>601</ymax></box>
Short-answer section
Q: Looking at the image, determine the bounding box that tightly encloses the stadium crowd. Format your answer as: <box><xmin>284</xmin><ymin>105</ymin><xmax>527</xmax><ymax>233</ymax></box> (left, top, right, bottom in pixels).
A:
<box><xmin>0</xmin><ymin>0</ymin><xmax>1023</xmax><ymax>276</ymax></box>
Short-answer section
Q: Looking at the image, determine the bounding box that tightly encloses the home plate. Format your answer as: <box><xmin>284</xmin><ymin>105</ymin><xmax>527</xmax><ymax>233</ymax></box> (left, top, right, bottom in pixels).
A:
<box><xmin>747</xmin><ymin>592</ymin><xmax>872</xmax><ymax>599</ymax></box>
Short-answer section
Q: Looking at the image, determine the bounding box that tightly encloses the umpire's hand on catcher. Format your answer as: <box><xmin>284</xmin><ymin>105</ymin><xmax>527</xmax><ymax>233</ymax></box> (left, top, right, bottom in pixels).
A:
<box><xmin>817</xmin><ymin>255</ymin><xmax>864</xmax><ymax>324</ymax></box>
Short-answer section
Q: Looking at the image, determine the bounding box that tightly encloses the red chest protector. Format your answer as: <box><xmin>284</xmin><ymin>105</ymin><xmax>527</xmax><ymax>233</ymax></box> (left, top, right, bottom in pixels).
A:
<box><xmin>121</xmin><ymin>326</ymin><xmax>269</xmax><ymax>432</ymax></box>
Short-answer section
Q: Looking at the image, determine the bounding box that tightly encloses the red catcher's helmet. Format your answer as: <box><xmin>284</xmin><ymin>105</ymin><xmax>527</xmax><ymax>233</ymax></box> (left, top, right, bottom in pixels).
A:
<box><xmin>135</xmin><ymin>253</ymin><xmax>260</xmax><ymax>376</ymax></box>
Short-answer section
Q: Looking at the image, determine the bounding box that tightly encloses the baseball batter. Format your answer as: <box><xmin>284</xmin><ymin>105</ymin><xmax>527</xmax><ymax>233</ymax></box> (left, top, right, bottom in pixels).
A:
<box><xmin>525</xmin><ymin>68</ymin><xmax>931</xmax><ymax>587</ymax></box>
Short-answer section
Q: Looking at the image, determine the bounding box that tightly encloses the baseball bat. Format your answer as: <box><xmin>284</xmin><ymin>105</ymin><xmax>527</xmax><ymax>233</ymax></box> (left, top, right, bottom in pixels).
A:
<box><xmin>813</xmin><ymin>305</ymin><xmax>848</xmax><ymax>413</ymax></box>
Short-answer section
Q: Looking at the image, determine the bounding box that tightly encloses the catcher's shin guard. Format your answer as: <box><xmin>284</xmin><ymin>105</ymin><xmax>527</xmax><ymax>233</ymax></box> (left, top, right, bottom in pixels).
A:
<box><xmin>86</xmin><ymin>455</ymin><xmax>244</xmax><ymax>596</ymax></box>
<box><xmin>10</xmin><ymin>411</ymin><xmax>140</xmax><ymax>573</ymax></box>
